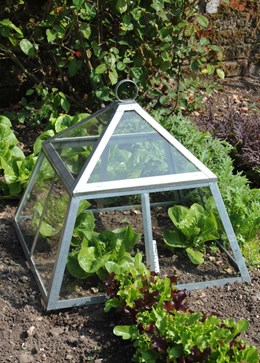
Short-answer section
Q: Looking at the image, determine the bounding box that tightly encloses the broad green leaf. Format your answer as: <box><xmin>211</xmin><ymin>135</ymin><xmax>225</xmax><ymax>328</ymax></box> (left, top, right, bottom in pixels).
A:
<box><xmin>0</xmin><ymin>157</ymin><xmax>17</xmax><ymax>183</ymax></box>
<box><xmin>112</xmin><ymin>225</ymin><xmax>141</xmax><ymax>253</ymax></box>
<box><xmin>95</xmin><ymin>63</ymin><xmax>107</xmax><ymax>74</ymax></box>
<box><xmin>121</xmin><ymin>16</ymin><xmax>134</xmax><ymax>31</ymax></box>
<box><xmin>95</xmin><ymin>86</ymin><xmax>111</xmax><ymax>101</ymax></box>
<box><xmin>75</xmin><ymin>211</ymin><xmax>95</xmax><ymax>234</ymax></box>
<box><xmin>168</xmin><ymin>205</ymin><xmax>188</xmax><ymax>227</ymax></box>
<box><xmin>77</xmin><ymin>200</ymin><xmax>91</xmax><ymax>216</ymax></box>
<box><xmin>113</xmin><ymin>325</ymin><xmax>136</xmax><ymax>339</ymax></box>
<box><xmin>116</xmin><ymin>0</ymin><xmax>128</xmax><ymax>14</ymax></box>
<box><xmin>26</xmin><ymin>89</ymin><xmax>34</xmax><ymax>96</ymax></box>
<box><xmin>0</xmin><ymin>115</ymin><xmax>12</xmax><ymax>128</ymax></box>
<box><xmin>0</xmin><ymin>124</ymin><xmax>18</xmax><ymax>148</ymax></box>
<box><xmin>10</xmin><ymin>146</ymin><xmax>25</xmax><ymax>160</ymax></box>
<box><xmin>244</xmin><ymin>347</ymin><xmax>260</xmax><ymax>362</ymax></box>
<box><xmin>54</xmin><ymin>114</ymin><xmax>73</xmax><ymax>133</ymax></box>
<box><xmin>117</xmin><ymin>62</ymin><xmax>126</xmax><ymax>71</ymax></box>
<box><xmin>73</xmin><ymin>0</ymin><xmax>85</xmax><ymax>10</ymax></box>
<box><xmin>0</xmin><ymin>19</ymin><xmax>23</xmax><ymax>36</ymax></box>
<box><xmin>79</xmin><ymin>2</ymin><xmax>96</xmax><ymax>20</ymax></box>
<box><xmin>109</xmin><ymin>69</ymin><xmax>118</xmax><ymax>85</ymax></box>
<box><xmin>33</xmin><ymin>130</ymin><xmax>55</xmax><ymax>155</ymax></box>
<box><xmin>163</xmin><ymin>228</ymin><xmax>187</xmax><ymax>248</ymax></box>
<box><xmin>68</xmin><ymin>59</ymin><xmax>83</xmax><ymax>77</ymax></box>
<box><xmin>190</xmin><ymin>60</ymin><xmax>200</xmax><ymax>72</ymax></box>
<box><xmin>80</xmin><ymin>23</ymin><xmax>91</xmax><ymax>39</ymax></box>
<box><xmin>151</xmin><ymin>0</ymin><xmax>164</xmax><ymax>12</ymax></box>
<box><xmin>186</xmin><ymin>247</ymin><xmax>204</xmax><ymax>264</ymax></box>
<box><xmin>20</xmin><ymin>39</ymin><xmax>35</xmax><ymax>56</ymax></box>
<box><xmin>104</xmin><ymin>298</ymin><xmax>121</xmax><ymax>312</ymax></box>
<box><xmin>8</xmin><ymin>182</ymin><xmax>21</xmax><ymax>196</ymax></box>
<box><xmin>99</xmin><ymin>230</ymin><xmax>117</xmax><ymax>249</ymax></box>
<box><xmin>67</xmin><ymin>252</ymin><xmax>89</xmax><ymax>279</ymax></box>
<box><xmin>60</xmin><ymin>98</ymin><xmax>70</xmax><ymax>113</ymax></box>
<box><xmin>168</xmin><ymin>346</ymin><xmax>183</xmax><ymax>359</ymax></box>
<box><xmin>216</xmin><ymin>68</ymin><xmax>225</xmax><ymax>80</ymax></box>
<box><xmin>197</xmin><ymin>15</ymin><xmax>209</xmax><ymax>28</ymax></box>
<box><xmin>207</xmin><ymin>63</ymin><xmax>215</xmax><ymax>75</ymax></box>
<box><xmin>46</xmin><ymin>28</ymin><xmax>56</xmax><ymax>43</ymax></box>
<box><xmin>39</xmin><ymin>220</ymin><xmax>59</xmax><ymax>237</ymax></box>
<box><xmin>0</xmin><ymin>118</ymin><xmax>18</xmax><ymax>149</ymax></box>
<box><xmin>200</xmin><ymin>37</ymin><xmax>210</xmax><ymax>46</ymax></box>
<box><xmin>234</xmin><ymin>319</ymin><xmax>249</xmax><ymax>334</ymax></box>
<box><xmin>78</xmin><ymin>241</ymin><xmax>97</xmax><ymax>273</ymax></box>
<box><xmin>200</xmin><ymin>213</ymin><xmax>219</xmax><ymax>242</ymax></box>
<box><xmin>72</xmin><ymin>113</ymin><xmax>90</xmax><ymax>124</ymax></box>
<box><xmin>177</xmin><ymin>203</ymin><xmax>204</xmax><ymax>237</ymax></box>
<box><xmin>105</xmin><ymin>261</ymin><xmax>123</xmax><ymax>275</ymax></box>
<box><xmin>159</xmin><ymin>60</ymin><xmax>171</xmax><ymax>71</ymax></box>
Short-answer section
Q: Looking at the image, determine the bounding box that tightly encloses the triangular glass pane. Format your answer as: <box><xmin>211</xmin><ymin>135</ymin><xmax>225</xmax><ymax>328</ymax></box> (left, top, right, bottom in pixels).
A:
<box><xmin>50</xmin><ymin>105</ymin><xmax>117</xmax><ymax>177</ymax></box>
<box><xmin>88</xmin><ymin>110</ymin><xmax>198</xmax><ymax>183</ymax></box>
<box><xmin>55</xmin><ymin>103</ymin><xmax>117</xmax><ymax>139</ymax></box>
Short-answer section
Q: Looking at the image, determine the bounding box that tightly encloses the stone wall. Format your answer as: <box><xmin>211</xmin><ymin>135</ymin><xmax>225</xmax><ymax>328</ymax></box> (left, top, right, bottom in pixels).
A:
<box><xmin>207</xmin><ymin>0</ymin><xmax>259</xmax><ymax>77</ymax></box>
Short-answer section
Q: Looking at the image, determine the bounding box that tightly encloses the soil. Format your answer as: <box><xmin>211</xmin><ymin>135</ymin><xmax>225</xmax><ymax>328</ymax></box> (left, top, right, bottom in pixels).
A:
<box><xmin>0</xmin><ymin>77</ymin><xmax>259</xmax><ymax>362</ymax></box>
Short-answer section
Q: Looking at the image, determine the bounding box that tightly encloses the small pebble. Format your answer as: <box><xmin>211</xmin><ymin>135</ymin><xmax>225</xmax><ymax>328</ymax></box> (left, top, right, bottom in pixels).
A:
<box><xmin>90</xmin><ymin>287</ymin><xmax>99</xmax><ymax>294</ymax></box>
<box><xmin>27</xmin><ymin>326</ymin><xmax>36</xmax><ymax>337</ymax></box>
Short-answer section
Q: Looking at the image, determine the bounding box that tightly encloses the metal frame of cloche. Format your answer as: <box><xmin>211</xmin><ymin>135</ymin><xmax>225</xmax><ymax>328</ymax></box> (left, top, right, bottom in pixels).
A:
<box><xmin>14</xmin><ymin>80</ymin><xmax>250</xmax><ymax>310</ymax></box>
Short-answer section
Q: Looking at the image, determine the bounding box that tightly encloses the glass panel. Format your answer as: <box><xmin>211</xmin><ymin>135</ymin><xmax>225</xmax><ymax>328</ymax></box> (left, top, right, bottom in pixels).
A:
<box><xmin>32</xmin><ymin>178</ymin><xmax>69</xmax><ymax>293</ymax></box>
<box><xmin>149</xmin><ymin>188</ymin><xmax>237</xmax><ymax>283</ymax></box>
<box><xmin>55</xmin><ymin>144</ymin><xmax>94</xmax><ymax>177</ymax></box>
<box><xmin>88</xmin><ymin>111</ymin><xmax>198</xmax><ymax>182</ymax></box>
<box><xmin>16</xmin><ymin>156</ymin><xmax>55</xmax><ymax>251</ymax></box>
<box><xmin>59</xmin><ymin>197</ymin><xmax>144</xmax><ymax>300</ymax></box>
<box><xmin>50</xmin><ymin>104</ymin><xmax>119</xmax><ymax>178</ymax></box>
<box><xmin>56</xmin><ymin>104</ymin><xmax>116</xmax><ymax>139</ymax></box>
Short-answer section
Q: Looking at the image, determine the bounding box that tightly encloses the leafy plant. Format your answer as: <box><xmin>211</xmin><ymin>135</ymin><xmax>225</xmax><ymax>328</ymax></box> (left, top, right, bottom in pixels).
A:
<box><xmin>163</xmin><ymin>203</ymin><xmax>219</xmax><ymax>264</ymax></box>
<box><xmin>0</xmin><ymin>116</ymin><xmax>37</xmax><ymax>198</ymax></box>
<box><xmin>115</xmin><ymin>308</ymin><xmax>259</xmax><ymax>363</ymax></box>
<box><xmin>67</xmin><ymin>224</ymin><xmax>142</xmax><ymax>281</ymax></box>
<box><xmin>0</xmin><ymin>113</ymin><xmax>89</xmax><ymax>199</ymax></box>
<box><xmin>104</xmin><ymin>251</ymin><xmax>185</xmax><ymax>315</ymax></box>
<box><xmin>104</xmin><ymin>253</ymin><xmax>260</xmax><ymax>362</ymax></box>
<box><xmin>31</xmin><ymin>191</ymin><xmax>142</xmax><ymax>281</ymax></box>
<box><xmin>32</xmin><ymin>194</ymin><xmax>70</xmax><ymax>237</ymax></box>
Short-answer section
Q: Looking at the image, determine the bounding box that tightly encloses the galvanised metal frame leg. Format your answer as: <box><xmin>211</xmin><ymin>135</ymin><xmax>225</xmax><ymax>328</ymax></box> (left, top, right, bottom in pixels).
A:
<box><xmin>209</xmin><ymin>182</ymin><xmax>250</xmax><ymax>282</ymax></box>
<box><xmin>141</xmin><ymin>193</ymin><xmax>159</xmax><ymax>272</ymax></box>
<box><xmin>46</xmin><ymin>197</ymin><xmax>80</xmax><ymax>310</ymax></box>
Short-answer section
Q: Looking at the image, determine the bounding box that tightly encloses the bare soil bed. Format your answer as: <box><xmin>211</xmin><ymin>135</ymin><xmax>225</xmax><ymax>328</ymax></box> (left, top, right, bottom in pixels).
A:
<box><xmin>0</xmin><ymin>77</ymin><xmax>259</xmax><ymax>362</ymax></box>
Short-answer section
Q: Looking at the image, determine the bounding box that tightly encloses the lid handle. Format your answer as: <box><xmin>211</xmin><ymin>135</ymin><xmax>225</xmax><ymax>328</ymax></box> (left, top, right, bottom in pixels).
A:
<box><xmin>115</xmin><ymin>79</ymin><xmax>138</xmax><ymax>102</ymax></box>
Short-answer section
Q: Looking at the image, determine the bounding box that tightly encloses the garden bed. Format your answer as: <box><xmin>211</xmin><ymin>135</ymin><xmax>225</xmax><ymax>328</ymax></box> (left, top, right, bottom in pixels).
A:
<box><xmin>0</xmin><ymin>200</ymin><xmax>259</xmax><ymax>363</ymax></box>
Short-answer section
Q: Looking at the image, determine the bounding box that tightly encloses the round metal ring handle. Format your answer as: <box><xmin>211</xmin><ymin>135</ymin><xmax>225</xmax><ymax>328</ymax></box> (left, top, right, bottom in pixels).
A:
<box><xmin>115</xmin><ymin>79</ymin><xmax>139</xmax><ymax>102</ymax></box>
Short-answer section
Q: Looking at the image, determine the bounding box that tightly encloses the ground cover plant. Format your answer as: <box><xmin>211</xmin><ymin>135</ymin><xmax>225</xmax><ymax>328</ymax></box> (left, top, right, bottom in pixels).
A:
<box><xmin>193</xmin><ymin>98</ymin><xmax>260</xmax><ymax>188</ymax></box>
<box><xmin>103</xmin><ymin>252</ymin><xmax>260</xmax><ymax>362</ymax></box>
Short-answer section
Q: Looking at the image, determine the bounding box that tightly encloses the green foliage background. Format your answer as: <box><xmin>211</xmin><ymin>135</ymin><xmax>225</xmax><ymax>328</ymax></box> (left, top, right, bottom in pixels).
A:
<box><xmin>0</xmin><ymin>0</ymin><xmax>223</xmax><ymax>118</ymax></box>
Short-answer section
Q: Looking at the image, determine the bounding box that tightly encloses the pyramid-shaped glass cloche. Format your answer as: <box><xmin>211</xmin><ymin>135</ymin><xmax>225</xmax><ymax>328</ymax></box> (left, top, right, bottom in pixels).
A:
<box><xmin>14</xmin><ymin>80</ymin><xmax>250</xmax><ymax>310</ymax></box>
